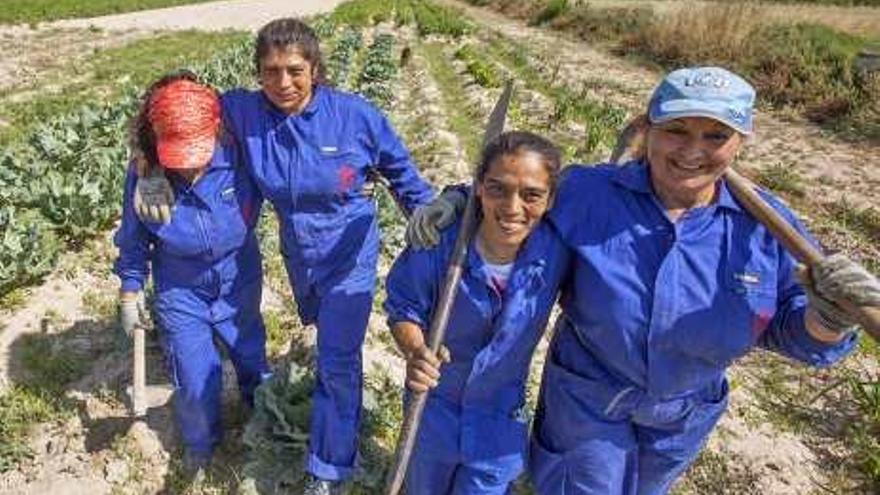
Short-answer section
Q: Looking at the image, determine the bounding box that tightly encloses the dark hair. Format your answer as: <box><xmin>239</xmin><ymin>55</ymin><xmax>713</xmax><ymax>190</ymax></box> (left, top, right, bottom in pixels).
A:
<box><xmin>255</xmin><ymin>18</ymin><xmax>326</xmax><ymax>85</ymax></box>
<box><xmin>476</xmin><ymin>131</ymin><xmax>562</xmax><ymax>193</ymax></box>
<box><xmin>129</xmin><ymin>69</ymin><xmax>222</xmax><ymax>170</ymax></box>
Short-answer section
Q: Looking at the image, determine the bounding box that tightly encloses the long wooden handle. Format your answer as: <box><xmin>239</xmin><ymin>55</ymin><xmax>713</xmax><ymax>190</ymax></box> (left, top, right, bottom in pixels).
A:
<box><xmin>724</xmin><ymin>168</ymin><xmax>880</xmax><ymax>341</ymax></box>
<box><xmin>132</xmin><ymin>324</ymin><xmax>147</xmax><ymax>417</ymax></box>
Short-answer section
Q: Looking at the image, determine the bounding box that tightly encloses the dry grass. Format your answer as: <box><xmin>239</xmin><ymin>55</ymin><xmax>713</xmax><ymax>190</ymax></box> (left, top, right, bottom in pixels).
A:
<box><xmin>635</xmin><ymin>2</ymin><xmax>766</xmax><ymax>65</ymax></box>
<box><xmin>586</xmin><ymin>0</ymin><xmax>880</xmax><ymax>38</ymax></box>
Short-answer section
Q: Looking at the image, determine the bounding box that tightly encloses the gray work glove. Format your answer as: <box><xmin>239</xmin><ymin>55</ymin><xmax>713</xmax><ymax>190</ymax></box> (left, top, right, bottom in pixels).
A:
<box><xmin>134</xmin><ymin>167</ymin><xmax>174</xmax><ymax>224</ymax></box>
<box><xmin>405</xmin><ymin>189</ymin><xmax>467</xmax><ymax>250</ymax></box>
<box><xmin>118</xmin><ymin>292</ymin><xmax>145</xmax><ymax>338</ymax></box>
<box><xmin>798</xmin><ymin>253</ymin><xmax>880</xmax><ymax>333</ymax></box>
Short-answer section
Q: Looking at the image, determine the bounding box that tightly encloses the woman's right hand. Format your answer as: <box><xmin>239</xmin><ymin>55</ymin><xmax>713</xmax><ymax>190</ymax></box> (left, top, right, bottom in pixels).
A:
<box><xmin>134</xmin><ymin>166</ymin><xmax>175</xmax><ymax>224</ymax></box>
<box><xmin>405</xmin><ymin>189</ymin><xmax>467</xmax><ymax>250</ymax></box>
<box><xmin>404</xmin><ymin>344</ymin><xmax>451</xmax><ymax>393</ymax></box>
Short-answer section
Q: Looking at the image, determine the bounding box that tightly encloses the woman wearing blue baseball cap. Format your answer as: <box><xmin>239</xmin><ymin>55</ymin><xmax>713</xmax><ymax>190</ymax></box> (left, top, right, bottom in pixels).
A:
<box><xmin>407</xmin><ymin>66</ymin><xmax>880</xmax><ymax>494</ymax></box>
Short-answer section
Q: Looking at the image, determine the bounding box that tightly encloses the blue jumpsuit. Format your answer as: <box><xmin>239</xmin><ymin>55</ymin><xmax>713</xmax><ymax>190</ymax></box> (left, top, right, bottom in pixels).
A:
<box><xmin>114</xmin><ymin>139</ymin><xmax>268</xmax><ymax>458</ymax></box>
<box><xmin>385</xmin><ymin>219</ymin><xmax>570</xmax><ymax>494</ymax></box>
<box><xmin>529</xmin><ymin>162</ymin><xmax>857</xmax><ymax>495</ymax></box>
<box><xmin>221</xmin><ymin>85</ymin><xmax>434</xmax><ymax>480</ymax></box>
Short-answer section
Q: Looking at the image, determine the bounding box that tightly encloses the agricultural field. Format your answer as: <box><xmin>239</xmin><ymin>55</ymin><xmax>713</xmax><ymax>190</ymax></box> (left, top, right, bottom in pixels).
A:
<box><xmin>0</xmin><ymin>0</ymin><xmax>878</xmax><ymax>494</ymax></box>
<box><xmin>0</xmin><ymin>0</ymin><xmax>218</xmax><ymax>25</ymax></box>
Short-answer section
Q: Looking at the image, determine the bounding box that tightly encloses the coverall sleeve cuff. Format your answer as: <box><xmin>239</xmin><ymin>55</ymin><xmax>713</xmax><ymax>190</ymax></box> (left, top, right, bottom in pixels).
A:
<box><xmin>305</xmin><ymin>452</ymin><xmax>355</xmax><ymax>482</ymax></box>
<box><xmin>386</xmin><ymin>312</ymin><xmax>427</xmax><ymax>331</ymax></box>
<box><xmin>120</xmin><ymin>278</ymin><xmax>144</xmax><ymax>293</ymax></box>
<box><xmin>790</xmin><ymin>316</ymin><xmax>858</xmax><ymax>367</ymax></box>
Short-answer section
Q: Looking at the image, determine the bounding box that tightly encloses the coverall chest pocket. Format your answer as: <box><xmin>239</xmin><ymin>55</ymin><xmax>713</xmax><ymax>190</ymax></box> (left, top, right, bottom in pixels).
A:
<box><xmin>297</xmin><ymin>149</ymin><xmax>362</xmax><ymax>205</ymax></box>
<box><xmin>723</xmin><ymin>266</ymin><xmax>779</xmax><ymax>349</ymax></box>
<box><xmin>213</xmin><ymin>184</ymin><xmax>249</xmax><ymax>252</ymax></box>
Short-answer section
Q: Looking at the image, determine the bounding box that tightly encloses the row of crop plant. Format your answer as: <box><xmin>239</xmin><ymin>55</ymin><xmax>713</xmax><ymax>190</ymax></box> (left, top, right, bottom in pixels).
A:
<box><xmin>327</xmin><ymin>0</ymin><xmax>473</xmax><ymax>37</ymax></box>
<box><xmin>0</xmin><ymin>40</ymin><xmax>255</xmax><ymax>298</ymax></box>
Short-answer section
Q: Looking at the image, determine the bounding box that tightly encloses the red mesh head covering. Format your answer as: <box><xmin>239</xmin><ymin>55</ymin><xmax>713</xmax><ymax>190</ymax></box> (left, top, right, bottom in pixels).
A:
<box><xmin>147</xmin><ymin>79</ymin><xmax>220</xmax><ymax>170</ymax></box>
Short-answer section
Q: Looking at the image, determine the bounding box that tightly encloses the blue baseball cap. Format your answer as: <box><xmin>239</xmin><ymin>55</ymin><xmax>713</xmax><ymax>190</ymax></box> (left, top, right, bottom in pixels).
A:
<box><xmin>648</xmin><ymin>67</ymin><xmax>755</xmax><ymax>135</ymax></box>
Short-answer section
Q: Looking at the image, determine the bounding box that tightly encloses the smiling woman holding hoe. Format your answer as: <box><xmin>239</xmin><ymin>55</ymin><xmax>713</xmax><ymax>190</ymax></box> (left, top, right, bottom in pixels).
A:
<box><xmin>409</xmin><ymin>66</ymin><xmax>880</xmax><ymax>494</ymax></box>
<box><xmin>385</xmin><ymin>131</ymin><xmax>569</xmax><ymax>494</ymax></box>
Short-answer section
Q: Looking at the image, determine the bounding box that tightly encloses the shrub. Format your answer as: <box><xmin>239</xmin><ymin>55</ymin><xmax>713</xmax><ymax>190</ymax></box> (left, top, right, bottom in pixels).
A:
<box><xmin>748</xmin><ymin>23</ymin><xmax>865</xmax><ymax>117</ymax></box>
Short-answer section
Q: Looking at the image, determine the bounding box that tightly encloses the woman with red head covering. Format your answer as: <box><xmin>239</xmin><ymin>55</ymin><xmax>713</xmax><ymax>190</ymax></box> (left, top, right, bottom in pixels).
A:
<box><xmin>114</xmin><ymin>71</ymin><xmax>269</xmax><ymax>474</ymax></box>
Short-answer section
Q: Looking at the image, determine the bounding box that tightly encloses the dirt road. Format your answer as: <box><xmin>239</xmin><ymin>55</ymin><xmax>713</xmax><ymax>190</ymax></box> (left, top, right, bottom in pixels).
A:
<box><xmin>49</xmin><ymin>0</ymin><xmax>347</xmax><ymax>32</ymax></box>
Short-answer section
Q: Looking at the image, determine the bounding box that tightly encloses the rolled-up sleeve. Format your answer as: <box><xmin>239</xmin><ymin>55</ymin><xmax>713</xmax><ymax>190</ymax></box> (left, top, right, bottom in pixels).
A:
<box><xmin>758</xmin><ymin>200</ymin><xmax>857</xmax><ymax>366</ymax></box>
<box><xmin>383</xmin><ymin>245</ymin><xmax>440</xmax><ymax>330</ymax></box>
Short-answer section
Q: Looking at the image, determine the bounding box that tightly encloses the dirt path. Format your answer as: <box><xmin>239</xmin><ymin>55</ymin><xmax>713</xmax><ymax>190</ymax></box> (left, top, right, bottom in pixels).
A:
<box><xmin>48</xmin><ymin>0</ymin><xmax>346</xmax><ymax>32</ymax></box>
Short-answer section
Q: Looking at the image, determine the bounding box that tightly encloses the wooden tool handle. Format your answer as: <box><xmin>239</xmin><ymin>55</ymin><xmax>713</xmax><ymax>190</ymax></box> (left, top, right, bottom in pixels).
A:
<box><xmin>724</xmin><ymin>168</ymin><xmax>880</xmax><ymax>341</ymax></box>
<box><xmin>132</xmin><ymin>325</ymin><xmax>147</xmax><ymax>417</ymax></box>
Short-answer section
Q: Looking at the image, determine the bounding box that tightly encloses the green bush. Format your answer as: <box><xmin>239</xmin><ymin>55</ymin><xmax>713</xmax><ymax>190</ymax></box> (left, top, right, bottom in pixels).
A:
<box><xmin>748</xmin><ymin>23</ymin><xmax>866</xmax><ymax>117</ymax></box>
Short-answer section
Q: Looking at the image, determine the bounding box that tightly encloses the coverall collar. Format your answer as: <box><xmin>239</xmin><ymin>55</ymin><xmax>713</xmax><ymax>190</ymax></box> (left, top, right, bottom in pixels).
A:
<box><xmin>259</xmin><ymin>84</ymin><xmax>325</xmax><ymax>121</ymax></box>
<box><xmin>611</xmin><ymin>160</ymin><xmax>744</xmax><ymax>213</ymax></box>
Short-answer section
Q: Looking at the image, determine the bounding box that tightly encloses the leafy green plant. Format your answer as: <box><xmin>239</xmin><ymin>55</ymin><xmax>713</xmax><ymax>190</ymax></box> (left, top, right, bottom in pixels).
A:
<box><xmin>0</xmin><ymin>37</ymin><xmax>256</xmax><ymax>297</ymax></box>
<box><xmin>846</xmin><ymin>372</ymin><xmax>880</xmax><ymax>489</ymax></box>
<box><xmin>327</xmin><ymin>27</ymin><xmax>364</xmax><ymax>89</ymax></box>
<box><xmin>455</xmin><ymin>44</ymin><xmax>502</xmax><ymax>88</ymax></box>
<box><xmin>358</xmin><ymin>34</ymin><xmax>398</xmax><ymax>108</ymax></box>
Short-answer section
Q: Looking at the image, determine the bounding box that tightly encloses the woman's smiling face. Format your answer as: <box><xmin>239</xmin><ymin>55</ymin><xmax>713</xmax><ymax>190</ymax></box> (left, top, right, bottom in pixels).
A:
<box><xmin>646</xmin><ymin>116</ymin><xmax>744</xmax><ymax>210</ymax></box>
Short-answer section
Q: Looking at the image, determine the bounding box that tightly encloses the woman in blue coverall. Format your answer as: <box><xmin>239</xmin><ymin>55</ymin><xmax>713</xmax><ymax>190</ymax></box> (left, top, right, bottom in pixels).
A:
<box><xmin>132</xmin><ymin>19</ymin><xmax>436</xmax><ymax>493</ymax></box>
<box><xmin>385</xmin><ymin>131</ymin><xmax>569</xmax><ymax>494</ymax></box>
<box><xmin>408</xmin><ymin>67</ymin><xmax>880</xmax><ymax>494</ymax></box>
<box><xmin>115</xmin><ymin>72</ymin><xmax>269</xmax><ymax>471</ymax></box>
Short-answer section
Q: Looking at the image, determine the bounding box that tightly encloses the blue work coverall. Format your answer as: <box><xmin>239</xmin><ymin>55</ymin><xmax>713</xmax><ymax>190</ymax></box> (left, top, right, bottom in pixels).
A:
<box><xmin>222</xmin><ymin>85</ymin><xmax>434</xmax><ymax>480</ymax></box>
<box><xmin>529</xmin><ymin>162</ymin><xmax>856</xmax><ymax>495</ymax></box>
<box><xmin>385</xmin><ymin>219</ymin><xmax>570</xmax><ymax>494</ymax></box>
<box><xmin>114</xmin><ymin>140</ymin><xmax>268</xmax><ymax>458</ymax></box>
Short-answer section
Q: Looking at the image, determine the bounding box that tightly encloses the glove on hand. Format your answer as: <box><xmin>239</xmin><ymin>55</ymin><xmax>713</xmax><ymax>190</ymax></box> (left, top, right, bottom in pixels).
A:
<box><xmin>118</xmin><ymin>293</ymin><xmax>145</xmax><ymax>338</ymax></box>
<box><xmin>405</xmin><ymin>189</ymin><xmax>467</xmax><ymax>250</ymax></box>
<box><xmin>134</xmin><ymin>167</ymin><xmax>174</xmax><ymax>224</ymax></box>
<box><xmin>799</xmin><ymin>253</ymin><xmax>880</xmax><ymax>333</ymax></box>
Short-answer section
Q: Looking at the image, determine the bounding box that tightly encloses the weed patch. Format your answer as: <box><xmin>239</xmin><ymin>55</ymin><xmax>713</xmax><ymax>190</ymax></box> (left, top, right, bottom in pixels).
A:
<box><xmin>0</xmin><ymin>386</ymin><xmax>64</xmax><ymax>472</ymax></box>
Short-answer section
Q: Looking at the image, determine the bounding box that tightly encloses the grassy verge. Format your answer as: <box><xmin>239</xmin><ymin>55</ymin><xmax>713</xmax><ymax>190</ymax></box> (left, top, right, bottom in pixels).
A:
<box><xmin>0</xmin><ymin>30</ymin><xmax>249</xmax><ymax>145</ymax></box>
<box><xmin>0</xmin><ymin>0</ymin><xmax>218</xmax><ymax>25</ymax></box>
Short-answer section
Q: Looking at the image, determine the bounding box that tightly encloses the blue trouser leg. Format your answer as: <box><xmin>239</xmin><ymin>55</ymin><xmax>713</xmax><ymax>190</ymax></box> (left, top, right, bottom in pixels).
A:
<box><xmin>530</xmin><ymin>375</ymin><xmax>728</xmax><ymax>495</ymax></box>
<box><xmin>305</xmin><ymin>280</ymin><xmax>372</xmax><ymax>481</ymax></box>
<box><xmin>212</xmin><ymin>280</ymin><xmax>269</xmax><ymax>407</ymax></box>
<box><xmin>156</xmin><ymin>290</ymin><xmax>222</xmax><ymax>456</ymax></box>
<box><xmin>632</xmin><ymin>383</ymin><xmax>728</xmax><ymax>495</ymax></box>
<box><xmin>405</xmin><ymin>397</ymin><xmax>459</xmax><ymax>495</ymax></box>
<box><xmin>452</xmin><ymin>454</ymin><xmax>523</xmax><ymax>495</ymax></box>
<box><xmin>406</xmin><ymin>445</ymin><xmax>458</xmax><ymax>495</ymax></box>
<box><xmin>530</xmin><ymin>414</ymin><xmax>635</xmax><ymax>495</ymax></box>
